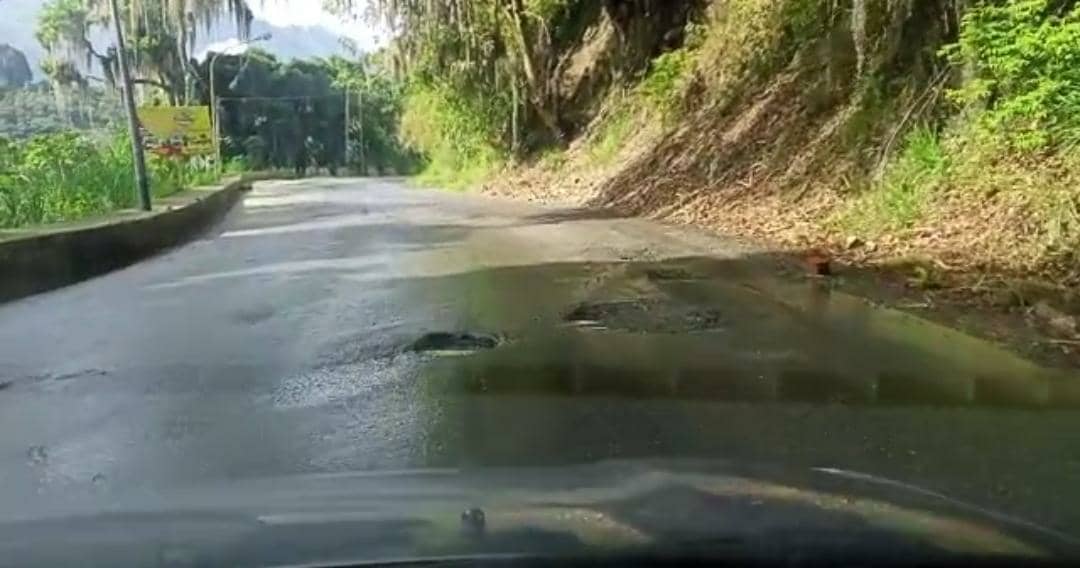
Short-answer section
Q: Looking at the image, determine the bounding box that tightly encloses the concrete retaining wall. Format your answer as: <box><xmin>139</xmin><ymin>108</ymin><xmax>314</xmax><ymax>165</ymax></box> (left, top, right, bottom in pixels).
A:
<box><xmin>0</xmin><ymin>178</ymin><xmax>250</xmax><ymax>304</ymax></box>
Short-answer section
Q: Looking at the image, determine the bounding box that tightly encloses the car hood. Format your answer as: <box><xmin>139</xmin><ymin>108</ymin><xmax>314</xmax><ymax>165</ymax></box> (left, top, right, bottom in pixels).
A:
<box><xmin>0</xmin><ymin>459</ymin><xmax>1077</xmax><ymax>566</ymax></box>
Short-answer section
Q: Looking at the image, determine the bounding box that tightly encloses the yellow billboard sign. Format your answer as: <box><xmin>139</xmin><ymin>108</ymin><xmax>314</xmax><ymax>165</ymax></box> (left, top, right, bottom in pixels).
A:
<box><xmin>137</xmin><ymin>106</ymin><xmax>214</xmax><ymax>158</ymax></box>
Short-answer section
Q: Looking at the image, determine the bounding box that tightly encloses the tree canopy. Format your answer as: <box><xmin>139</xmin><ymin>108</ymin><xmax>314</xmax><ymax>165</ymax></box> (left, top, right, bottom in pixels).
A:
<box><xmin>35</xmin><ymin>0</ymin><xmax>252</xmax><ymax>103</ymax></box>
<box><xmin>205</xmin><ymin>50</ymin><xmax>418</xmax><ymax>173</ymax></box>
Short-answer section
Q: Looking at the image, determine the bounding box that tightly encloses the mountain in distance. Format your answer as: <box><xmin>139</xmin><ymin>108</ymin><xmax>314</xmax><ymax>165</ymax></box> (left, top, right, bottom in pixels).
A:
<box><xmin>2</xmin><ymin>0</ymin><xmax>44</xmax><ymax>78</ymax></box>
<box><xmin>0</xmin><ymin>44</ymin><xmax>33</xmax><ymax>88</ymax></box>
<box><xmin>0</xmin><ymin>0</ymin><xmax>355</xmax><ymax>80</ymax></box>
<box><xmin>197</xmin><ymin>18</ymin><xmax>353</xmax><ymax>62</ymax></box>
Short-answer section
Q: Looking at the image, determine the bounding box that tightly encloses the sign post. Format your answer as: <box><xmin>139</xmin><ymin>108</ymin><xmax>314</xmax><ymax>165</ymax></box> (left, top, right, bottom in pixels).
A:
<box><xmin>137</xmin><ymin>106</ymin><xmax>215</xmax><ymax>158</ymax></box>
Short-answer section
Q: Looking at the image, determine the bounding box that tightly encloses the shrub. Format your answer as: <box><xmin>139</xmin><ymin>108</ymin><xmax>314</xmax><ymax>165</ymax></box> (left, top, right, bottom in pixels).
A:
<box><xmin>0</xmin><ymin>133</ymin><xmax>130</xmax><ymax>227</ymax></box>
<box><xmin>946</xmin><ymin>0</ymin><xmax>1080</xmax><ymax>152</ymax></box>
<box><xmin>401</xmin><ymin>82</ymin><xmax>508</xmax><ymax>188</ymax></box>
<box><xmin>639</xmin><ymin>47</ymin><xmax>696</xmax><ymax>119</ymax></box>
<box><xmin>587</xmin><ymin>107</ymin><xmax>635</xmax><ymax>165</ymax></box>
<box><xmin>0</xmin><ymin>132</ymin><xmax>230</xmax><ymax>228</ymax></box>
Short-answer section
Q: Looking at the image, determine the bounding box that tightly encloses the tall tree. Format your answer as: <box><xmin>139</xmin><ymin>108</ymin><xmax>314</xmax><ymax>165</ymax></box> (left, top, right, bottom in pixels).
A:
<box><xmin>35</xmin><ymin>0</ymin><xmax>252</xmax><ymax>104</ymax></box>
<box><xmin>329</xmin><ymin>0</ymin><xmax>567</xmax><ymax>142</ymax></box>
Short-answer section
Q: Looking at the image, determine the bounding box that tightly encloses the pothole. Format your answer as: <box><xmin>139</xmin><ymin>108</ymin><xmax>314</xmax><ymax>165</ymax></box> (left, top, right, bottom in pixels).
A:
<box><xmin>564</xmin><ymin>300</ymin><xmax>726</xmax><ymax>334</ymax></box>
<box><xmin>645</xmin><ymin>268</ymin><xmax>702</xmax><ymax>282</ymax></box>
<box><xmin>410</xmin><ymin>332</ymin><xmax>502</xmax><ymax>355</ymax></box>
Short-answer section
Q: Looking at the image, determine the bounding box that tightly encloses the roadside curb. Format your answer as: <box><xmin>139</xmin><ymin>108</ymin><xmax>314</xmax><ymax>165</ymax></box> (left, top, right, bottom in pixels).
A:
<box><xmin>0</xmin><ymin>176</ymin><xmax>253</xmax><ymax>304</ymax></box>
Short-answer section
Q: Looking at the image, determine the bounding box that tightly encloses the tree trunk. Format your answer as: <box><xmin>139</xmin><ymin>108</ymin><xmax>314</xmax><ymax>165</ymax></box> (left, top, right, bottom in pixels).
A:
<box><xmin>511</xmin><ymin>73</ymin><xmax>520</xmax><ymax>154</ymax></box>
<box><xmin>505</xmin><ymin>0</ymin><xmax>563</xmax><ymax>141</ymax></box>
<box><xmin>177</xmin><ymin>21</ymin><xmax>191</xmax><ymax>104</ymax></box>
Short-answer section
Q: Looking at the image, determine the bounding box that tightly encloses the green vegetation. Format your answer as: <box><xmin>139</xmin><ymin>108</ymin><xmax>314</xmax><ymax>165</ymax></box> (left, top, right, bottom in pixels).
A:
<box><xmin>0</xmin><ymin>84</ymin><xmax>123</xmax><ymax>139</ymax></box>
<box><xmin>840</xmin><ymin>127</ymin><xmax>950</xmax><ymax>232</ymax></box>
<box><xmin>538</xmin><ymin>147</ymin><xmax>568</xmax><ymax>170</ymax></box>
<box><xmin>836</xmin><ymin>0</ymin><xmax>1080</xmax><ymax>260</ymax></box>
<box><xmin>345</xmin><ymin>0</ymin><xmax>700</xmax><ymax>185</ymax></box>
<box><xmin>582</xmin><ymin>40</ymin><xmax>699</xmax><ymax>167</ymax></box>
<box><xmin>348</xmin><ymin>0</ymin><xmax>528</xmax><ymax>186</ymax></box>
<box><xmin>209</xmin><ymin>52</ymin><xmax>417</xmax><ymax>174</ymax></box>
<box><xmin>0</xmin><ymin>0</ymin><xmax>421</xmax><ymax>230</ymax></box>
<box><xmin>35</xmin><ymin>0</ymin><xmax>252</xmax><ymax>106</ymax></box>
<box><xmin>0</xmin><ymin>133</ymin><xmax>220</xmax><ymax>228</ymax></box>
<box><xmin>639</xmin><ymin>47</ymin><xmax>696</xmax><ymax>120</ymax></box>
<box><xmin>587</xmin><ymin>107</ymin><xmax>635</xmax><ymax>166</ymax></box>
<box><xmin>13</xmin><ymin>0</ymin><xmax>1080</xmax><ymax>281</ymax></box>
<box><xmin>945</xmin><ymin>0</ymin><xmax>1080</xmax><ymax>152</ymax></box>
<box><xmin>400</xmin><ymin>82</ymin><xmax>507</xmax><ymax>188</ymax></box>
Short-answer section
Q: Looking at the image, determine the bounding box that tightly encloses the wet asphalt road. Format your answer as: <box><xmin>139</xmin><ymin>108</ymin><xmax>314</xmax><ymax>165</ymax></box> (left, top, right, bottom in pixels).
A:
<box><xmin>1</xmin><ymin>178</ymin><xmax>1079</xmax><ymax>533</ymax></box>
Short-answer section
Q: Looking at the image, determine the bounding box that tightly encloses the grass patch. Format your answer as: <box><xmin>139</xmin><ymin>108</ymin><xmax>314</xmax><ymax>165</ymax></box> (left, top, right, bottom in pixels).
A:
<box><xmin>839</xmin><ymin>126</ymin><xmax>949</xmax><ymax>233</ymax></box>
<box><xmin>639</xmin><ymin>47</ymin><xmax>696</xmax><ymax>120</ymax></box>
<box><xmin>401</xmin><ymin>81</ymin><xmax>508</xmax><ymax>191</ymax></box>
<box><xmin>0</xmin><ymin>132</ymin><xmax>230</xmax><ymax>229</ymax></box>
<box><xmin>587</xmin><ymin>108</ymin><xmax>635</xmax><ymax>166</ymax></box>
<box><xmin>416</xmin><ymin>146</ymin><xmax>504</xmax><ymax>191</ymax></box>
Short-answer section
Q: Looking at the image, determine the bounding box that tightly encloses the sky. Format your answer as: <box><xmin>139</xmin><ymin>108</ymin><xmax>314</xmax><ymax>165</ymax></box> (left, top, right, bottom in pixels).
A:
<box><xmin>247</xmin><ymin>0</ymin><xmax>383</xmax><ymax>47</ymax></box>
<box><xmin>194</xmin><ymin>0</ymin><xmax>386</xmax><ymax>61</ymax></box>
<box><xmin>1</xmin><ymin>0</ymin><xmax>387</xmax><ymax>76</ymax></box>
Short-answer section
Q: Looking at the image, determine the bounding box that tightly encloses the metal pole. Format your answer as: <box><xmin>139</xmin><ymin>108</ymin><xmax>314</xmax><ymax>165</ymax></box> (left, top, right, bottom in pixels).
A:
<box><xmin>357</xmin><ymin>88</ymin><xmax>365</xmax><ymax>177</ymax></box>
<box><xmin>210</xmin><ymin>53</ymin><xmax>221</xmax><ymax>176</ymax></box>
<box><xmin>108</xmin><ymin>0</ymin><xmax>151</xmax><ymax>211</ymax></box>
<box><xmin>208</xmin><ymin>35</ymin><xmax>269</xmax><ymax>176</ymax></box>
<box><xmin>343</xmin><ymin>83</ymin><xmax>350</xmax><ymax>174</ymax></box>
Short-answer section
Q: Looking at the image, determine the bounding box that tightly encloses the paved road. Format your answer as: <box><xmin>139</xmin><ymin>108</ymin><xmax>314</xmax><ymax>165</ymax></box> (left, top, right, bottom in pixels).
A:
<box><xmin>1</xmin><ymin>178</ymin><xmax>1079</xmax><ymax>532</ymax></box>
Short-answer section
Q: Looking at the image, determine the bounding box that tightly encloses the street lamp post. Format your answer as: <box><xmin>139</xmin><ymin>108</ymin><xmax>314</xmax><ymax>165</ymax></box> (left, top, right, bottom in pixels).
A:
<box><xmin>357</xmin><ymin>87</ymin><xmax>364</xmax><ymax>176</ymax></box>
<box><xmin>210</xmin><ymin>34</ymin><xmax>270</xmax><ymax>173</ymax></box>
<box><xmin>344</xmin><ymin>82</ymin><xmax>350</xmax><ymax>173</ymax></box>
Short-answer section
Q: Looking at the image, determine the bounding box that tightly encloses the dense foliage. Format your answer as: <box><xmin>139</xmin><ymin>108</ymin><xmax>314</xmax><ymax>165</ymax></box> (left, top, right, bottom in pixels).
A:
<box><xmin>351</xmin><ymin>0</ymin><xmax>546</xmax><ymax>180</ymax></box>
<box><xmin>0</xmin><ymin>132</ymin><xmax>218</xmax><ymax>228</ymax></box>
<box><xmin>0</xmin><ymin>0</ymin><xmax>423</xmax><ymax>229</ymax></box>
<box><xmin>36</xmin><ymin>0</ymin><xmax>251</xmax><ymax>104</ymax></box>
<box><xmin>947</xmin><ymin>0</ymin><xmax>1080</xmax><ymax>151</ymax></box>
<box><xmin>331</xmin><ymin>0</ymin><xmax>700</xmax><ymax>181</ymax></box>
<box><xmin>206</xmin><ymin>51</ymin><xmax>418</xmax><ymax>174</ymax></box>
<box><xmin>0</xmin><ymin>83</ymin><xmax>123</xmax><ymax>139</ymax></box>
<box><xmin>400</xmin><ymin>81</ymin><xmax>510</xmax><ymax>187</ymax></box>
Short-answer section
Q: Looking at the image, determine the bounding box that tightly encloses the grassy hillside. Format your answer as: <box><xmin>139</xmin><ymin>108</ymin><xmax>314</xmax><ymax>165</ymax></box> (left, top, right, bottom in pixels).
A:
<box><xmin>474</xmin><ymin>0</ymin><xmax>1080</xmax><ymax>331</ymax></box>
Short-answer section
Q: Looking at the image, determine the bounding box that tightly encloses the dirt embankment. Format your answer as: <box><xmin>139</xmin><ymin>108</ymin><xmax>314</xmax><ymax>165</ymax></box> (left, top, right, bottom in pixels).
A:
<box><xmin>484</xmin><ymin>1</ymin><xmax>1080</xmax><ymax>368</ymax></box>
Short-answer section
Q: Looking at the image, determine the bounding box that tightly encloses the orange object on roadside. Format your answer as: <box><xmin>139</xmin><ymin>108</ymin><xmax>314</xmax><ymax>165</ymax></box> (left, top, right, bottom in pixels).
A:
<box><xmin>805</xmin><ymin>253</ymin><xmax>832</xmax><ymax>276</ymax></box>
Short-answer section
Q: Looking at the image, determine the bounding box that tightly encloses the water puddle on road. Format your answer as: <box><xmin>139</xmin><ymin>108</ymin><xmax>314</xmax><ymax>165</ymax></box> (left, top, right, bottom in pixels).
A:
<box><xmin>410</xmin><ymin>332</ymin><xmax>503</xmax><ymax>356</ymax></box>
<box><xmin>414</xmin><ymin>258</ymin><xmax>1080</xmax><ymax>409</ymax></box>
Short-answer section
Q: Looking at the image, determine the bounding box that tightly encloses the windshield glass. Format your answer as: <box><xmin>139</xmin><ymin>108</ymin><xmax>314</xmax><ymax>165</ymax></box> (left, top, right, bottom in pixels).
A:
<box><xmin>2</xmin><ymin>0</ymin><xmax>1080</xmax><ymax>565</ymax></box>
